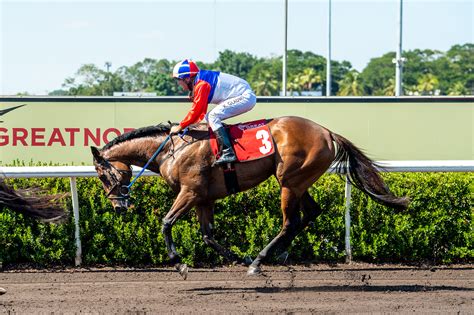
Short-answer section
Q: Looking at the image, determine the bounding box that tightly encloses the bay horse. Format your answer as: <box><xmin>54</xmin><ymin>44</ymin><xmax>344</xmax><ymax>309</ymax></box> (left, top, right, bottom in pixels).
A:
<box><xmin>91</xmin><ymin>116</ymin><xmax>409</xmax><ymax>278</ymax></box>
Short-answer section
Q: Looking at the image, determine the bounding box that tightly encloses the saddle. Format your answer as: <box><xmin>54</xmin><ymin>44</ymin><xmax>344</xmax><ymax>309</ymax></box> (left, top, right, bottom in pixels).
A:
<box><xmin>209</xmin><ymin>119</ymin><xmax>275</xmax><ymax>163</ymax></box>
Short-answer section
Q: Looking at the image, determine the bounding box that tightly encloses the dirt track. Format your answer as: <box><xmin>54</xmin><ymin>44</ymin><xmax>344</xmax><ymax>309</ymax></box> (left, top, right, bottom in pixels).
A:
<box><xmin>1</xmin><ymin>263</ymin><xmax>472</xmax><ymax>314</ymax></box>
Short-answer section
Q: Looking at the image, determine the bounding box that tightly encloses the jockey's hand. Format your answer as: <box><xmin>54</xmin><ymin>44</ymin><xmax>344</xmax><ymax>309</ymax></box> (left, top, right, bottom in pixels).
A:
<box><xmin>170</xmin><ymin>125</ymin><xmax>183</xmax><ymax>135</ymax></box>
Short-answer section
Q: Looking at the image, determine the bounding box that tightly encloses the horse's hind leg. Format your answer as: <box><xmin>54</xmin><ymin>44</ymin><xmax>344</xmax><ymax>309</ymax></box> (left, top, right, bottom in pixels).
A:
<box><xmin>247</xmin><ymin>190</ymin><xmax>323</xmax><ymax>274</ymax></box>
<box><xmin>196</xmin><ymin>202</ymin><xmax>250</xmax><ymax>265</ymax></box>
<box><xmin>300</xmin><ymin>191</ymin><xmax>323</xmax><ymax>228</ymax></box>
<box><xmin>248</xmin><ymin>186</ymin><xmax>301</xmax><ymax>275</ymax></box>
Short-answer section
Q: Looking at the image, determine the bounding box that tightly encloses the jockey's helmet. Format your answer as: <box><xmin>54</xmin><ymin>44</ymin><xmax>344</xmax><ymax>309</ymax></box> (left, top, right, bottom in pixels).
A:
<box><xmin>172</xmin><ymin>59</ymin><xmax>199</xmax><ymax>79</ymax></box>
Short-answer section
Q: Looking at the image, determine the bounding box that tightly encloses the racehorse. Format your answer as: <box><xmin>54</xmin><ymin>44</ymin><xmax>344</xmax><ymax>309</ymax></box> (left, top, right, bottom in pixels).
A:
<box><xmin>91</xmin><ymin>116</ymin><xmax>409</xmax><ymax>278</ymax></box>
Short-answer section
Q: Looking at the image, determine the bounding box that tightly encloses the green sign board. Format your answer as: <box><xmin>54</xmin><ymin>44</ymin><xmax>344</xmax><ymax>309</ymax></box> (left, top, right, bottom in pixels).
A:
<box><xmin>0</xmin><ymin>97</ymin><xmax>472</xmax><ymax>164</ymax></box>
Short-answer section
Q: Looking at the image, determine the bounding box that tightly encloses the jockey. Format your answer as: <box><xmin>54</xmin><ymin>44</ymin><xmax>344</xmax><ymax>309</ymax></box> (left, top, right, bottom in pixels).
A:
<box><xmin>170</xmin><ymin>59</ymin><xmax>257</xmax><ymax>165</ymax></box>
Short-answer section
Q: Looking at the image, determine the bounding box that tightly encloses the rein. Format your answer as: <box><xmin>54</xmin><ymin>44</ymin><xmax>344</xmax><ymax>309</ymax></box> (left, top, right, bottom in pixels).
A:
<box><xmin>126</xmin><ymin>134</ymin><xmax>171</xmax><ymax>192</ymax></box>
<box><xmin>103</xmin><ymin>128</ymin><xmax>189</xmax><ymax>200</ymax></box>
<box><xmin>124</xmin><ymin>128</ymin><xmax>188</xmax><ymax>195</ymax></box>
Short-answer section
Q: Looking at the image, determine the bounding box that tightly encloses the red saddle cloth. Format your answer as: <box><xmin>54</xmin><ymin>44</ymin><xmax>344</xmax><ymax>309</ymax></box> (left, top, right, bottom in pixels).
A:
<box><xmin>210</xmin><ymin>119</ymin><xmax>275</xmax><ymax>162</ymax></box>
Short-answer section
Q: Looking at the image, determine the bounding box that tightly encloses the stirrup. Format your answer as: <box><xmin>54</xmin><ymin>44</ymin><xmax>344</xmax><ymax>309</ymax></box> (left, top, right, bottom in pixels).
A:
<box><xmin>215</xmin><ymin>153</ymin><xmax>237</xmax><ymax>165</ymax></box>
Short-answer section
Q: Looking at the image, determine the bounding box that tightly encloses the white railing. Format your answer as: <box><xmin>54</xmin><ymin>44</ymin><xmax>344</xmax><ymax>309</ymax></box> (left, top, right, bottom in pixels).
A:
<box><xmin>2</xmin><ymin>160</ymin><xmax>473</xmax><ymax>265</ymax></box>
<box><xmin>2</xmin><ymin>166</ymin><xmax>154</xmax><ymax>266</ymax></box>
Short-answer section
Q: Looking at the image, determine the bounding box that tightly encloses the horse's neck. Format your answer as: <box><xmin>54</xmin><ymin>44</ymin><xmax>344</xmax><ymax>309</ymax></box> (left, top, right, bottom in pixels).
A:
<box><xmin>103</xmin><ymin>136</ymin><xmax>168</xmax><ymax>168</ymax></box>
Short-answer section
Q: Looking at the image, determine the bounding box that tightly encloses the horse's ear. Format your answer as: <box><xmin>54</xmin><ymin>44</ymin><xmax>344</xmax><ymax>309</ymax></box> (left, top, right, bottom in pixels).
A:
<box><xmin>90</xmin><ymin>146</ymin><xmax>103</xmax><ymax>162</ymax></box>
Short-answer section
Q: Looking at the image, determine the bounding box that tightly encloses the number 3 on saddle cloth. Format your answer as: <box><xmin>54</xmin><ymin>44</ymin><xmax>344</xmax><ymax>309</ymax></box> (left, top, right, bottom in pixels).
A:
<box><xmin>209</xmin><ymin>119</ymin><xmax>275</xmax><ymax>194</ymax></box>
<box><xmin>209</xmin><ymin>119</ymin><xmax>275</xmax><ymax>162</ymax></box>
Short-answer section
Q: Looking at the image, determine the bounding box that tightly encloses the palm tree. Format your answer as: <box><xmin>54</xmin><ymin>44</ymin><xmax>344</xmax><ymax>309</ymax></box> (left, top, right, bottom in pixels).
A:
<box><xmin>337</xmin><ymin>70</ymin><xmax>364</xmax><ymax>96</ymax></box>
<box><xmin>252</xmin><ymin>70</ymin><xmax>280</xmax><ymax>96</ymax></box>
<box><xmin>383</xmin><ymin>78</ymin><xmax>396</xmax><ymax>96</ymax></box>
<box><xmin>416</xmin><ymin>73</ymin><xmax>439</xmax><ymax>95</ymax></box>
<box><xmin>296</xmin><ymin>68</ymin><xmax>321</xmax><ymax>91</ymax></box>
<box><xmin>448</xmin><ymin>81</ymin><xmax>468</xmax><ymax>95</ymax></box>
<box><xmin>287</xmin><ymin>78</ymin><xmax>302</xmax><ymax>96</ymax></box>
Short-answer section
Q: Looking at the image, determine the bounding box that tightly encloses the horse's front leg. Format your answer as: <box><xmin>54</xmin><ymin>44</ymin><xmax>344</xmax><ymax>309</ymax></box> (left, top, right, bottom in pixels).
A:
<box><xmin>162</xmin><ymin>188</ymin><xmax>196</xmax><ymax>280</ymax></box>
<box><xmin>196</xmin><ymin>202</ymin><xmax>251</xmax><ymax>266</ymax></box>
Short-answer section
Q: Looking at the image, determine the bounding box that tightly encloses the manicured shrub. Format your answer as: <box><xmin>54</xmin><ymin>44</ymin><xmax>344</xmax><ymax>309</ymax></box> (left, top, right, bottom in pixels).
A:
<box><xmin>1</xmin><ymin>172</ymin><xmax>472</xmax><ymax>267</ymax></box>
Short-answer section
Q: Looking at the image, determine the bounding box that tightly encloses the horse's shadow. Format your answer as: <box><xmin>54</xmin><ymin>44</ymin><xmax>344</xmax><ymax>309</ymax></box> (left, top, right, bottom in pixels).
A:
<box><xmin>186</xmin><ymin>284</ymin><xmax>474</xmax><ymax>295</ymax></box>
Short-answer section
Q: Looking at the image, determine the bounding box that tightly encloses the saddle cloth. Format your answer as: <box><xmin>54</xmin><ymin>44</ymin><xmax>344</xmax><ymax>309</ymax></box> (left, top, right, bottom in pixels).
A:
<box><xmin>209</xmin><ymin>119</ymin><xmax>275</xmax><ymax>162</ymax></box>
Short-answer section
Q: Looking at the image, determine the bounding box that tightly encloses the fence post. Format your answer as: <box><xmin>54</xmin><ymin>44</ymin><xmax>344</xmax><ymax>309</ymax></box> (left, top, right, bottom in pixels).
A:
<box><xmin>69</xmin><ymin>177</ymin><xmax>82</xmax><ymax>266</ymax></box>
<box><xmin>344</xmin><ymin>175</ymin><xmax>352</xmax><ymax>263</ymax></box>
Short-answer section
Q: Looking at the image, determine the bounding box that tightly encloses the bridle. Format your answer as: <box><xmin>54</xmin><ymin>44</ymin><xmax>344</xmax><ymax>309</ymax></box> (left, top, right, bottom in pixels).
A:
<box><xmin>100</xmin><ymin>159</ymin><xmax>132</xmax><ymax>200</ymax></box>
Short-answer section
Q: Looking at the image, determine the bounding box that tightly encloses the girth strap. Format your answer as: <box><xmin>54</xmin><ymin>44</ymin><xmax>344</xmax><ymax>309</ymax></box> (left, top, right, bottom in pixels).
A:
<box><xmin>222</xmin><ymin>163</ymin><xmax>240</xmax><ymax>195</ymax></box>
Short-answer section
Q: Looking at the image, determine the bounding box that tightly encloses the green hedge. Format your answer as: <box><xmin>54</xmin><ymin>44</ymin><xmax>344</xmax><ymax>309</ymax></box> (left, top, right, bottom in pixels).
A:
<box><xmin>1</xmin><ymin>173</ymin><xmax>472</xmax><ymax>267</ymax></box>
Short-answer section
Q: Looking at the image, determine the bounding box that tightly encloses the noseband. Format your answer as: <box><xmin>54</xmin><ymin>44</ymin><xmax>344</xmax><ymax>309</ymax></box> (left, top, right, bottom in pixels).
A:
<box><xmin>101</xmin><ymin>160</ymin><xmax>132</xmax><ymax>200</ymax></box>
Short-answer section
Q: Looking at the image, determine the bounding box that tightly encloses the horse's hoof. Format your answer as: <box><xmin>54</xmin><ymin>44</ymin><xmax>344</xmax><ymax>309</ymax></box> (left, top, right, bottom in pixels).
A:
<box><xmin>247</xmin><ymin>265</ymin><xmax>262</xmax><ymax>276</ymax></box>
<box><xmin>243</xmin><ymin>256</ymin><xmax>253</xmax><ymax>266</ymax></box>
<box><xmin>176</xmin><ymin>263</ymin><xmax>188</xmax><ymax>280</ymax></box>
<box><xmin>276</xmin><ymin>251</ymin><xmax>289</xmax><ymax>264</ymax></box>
<box><xmin>0</xmin><ymin>287</ymin><xmax>6</xmax><ymax>295</ymax></box>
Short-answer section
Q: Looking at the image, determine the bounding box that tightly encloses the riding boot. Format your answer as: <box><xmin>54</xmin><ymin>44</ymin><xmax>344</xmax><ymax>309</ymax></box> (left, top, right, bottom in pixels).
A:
<box><xmin>214</xmin><ymin>127</ymin><xmax>237</xmax><ymax>165</ymax></box>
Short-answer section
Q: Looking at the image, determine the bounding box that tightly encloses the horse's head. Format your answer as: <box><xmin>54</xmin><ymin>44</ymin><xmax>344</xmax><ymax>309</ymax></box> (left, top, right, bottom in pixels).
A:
<box><xmin>91</xmin><ymin>146</ymin><xmax>133</xmax><ymax>212</ymax></box>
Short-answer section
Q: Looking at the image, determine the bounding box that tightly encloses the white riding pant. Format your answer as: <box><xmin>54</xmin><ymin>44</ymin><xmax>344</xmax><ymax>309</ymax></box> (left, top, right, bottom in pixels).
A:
<box><xmin>206</xmin><ymin>91</ymin><xmax>257</xmax><ymax>131</ymax></box>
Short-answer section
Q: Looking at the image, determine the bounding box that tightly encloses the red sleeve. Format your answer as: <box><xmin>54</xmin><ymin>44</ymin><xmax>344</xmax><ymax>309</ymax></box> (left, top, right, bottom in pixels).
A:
<box><xmin>179</xmin><ymin>81</ymin><xmax>211</xmax><ymax>128</ymax></box>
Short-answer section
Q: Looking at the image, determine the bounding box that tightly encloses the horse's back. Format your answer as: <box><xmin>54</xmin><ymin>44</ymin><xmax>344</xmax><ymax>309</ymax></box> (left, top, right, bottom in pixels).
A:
<box><xmin>268</xmin><ymin>116</ymin><xmax>335</xmax><ymax>154</ymax></box>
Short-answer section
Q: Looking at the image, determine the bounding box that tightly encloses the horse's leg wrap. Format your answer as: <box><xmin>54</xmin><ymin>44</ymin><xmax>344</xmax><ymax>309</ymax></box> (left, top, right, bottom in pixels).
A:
<box><xmin>202</xmin><ymin>235</ymin><xmax>242</xmax><ymax>264</ymax></box>
<box><xmin>250</xmin><ymin>191</ymin><xmax>323</xmax><ymax>273</ymax></box>
<box><xmin>253</xmin><ymin>192</ymin><xmax>322</xmax><ymax>268</ymax></box>
<box><xmin>162</xmin><ymin>219</ymin><xmax>180</xmax><ymax>264</ymax></box>
<box><xmin>161</xmin><ymin>189</ymin><xmax>196</xmax><ymax>269</ymax></box>
<box><xmin>249</xmin><ymin>187</ymin><xmax>301</xmax><ymax>273</ymax></box>
<box><xmin>250</xmin><ymin>216</ymin><xmax>301</xmax><ymax>269</ymax></box>
<box><xmin>197</xmin><ymin>204</ymin><xmax>248</xmax><ymax>265</ymax></box>
<box><xmin>300</xmin><ymin>191</ymin><xmax>323</xmax><ymax>228</ymax></box>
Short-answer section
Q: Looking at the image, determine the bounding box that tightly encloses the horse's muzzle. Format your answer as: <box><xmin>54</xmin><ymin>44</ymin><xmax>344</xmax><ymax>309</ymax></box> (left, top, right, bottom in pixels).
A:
<box><xmin>113</xmin><ymin>198</ymin><xmax>132</xmax><ymax>213</ymax></box>
<box><xmin>114</xmin><ymin>205</ymin><xmax>128</xmax><ymax>214</ymax></box>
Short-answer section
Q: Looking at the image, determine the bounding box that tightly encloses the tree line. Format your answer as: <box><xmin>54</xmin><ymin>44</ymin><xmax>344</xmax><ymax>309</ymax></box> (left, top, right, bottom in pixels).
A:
<box><xmin>50</xmin><ymin>43</ymin><xmax>472</xmax><ymax>97</ymax></box>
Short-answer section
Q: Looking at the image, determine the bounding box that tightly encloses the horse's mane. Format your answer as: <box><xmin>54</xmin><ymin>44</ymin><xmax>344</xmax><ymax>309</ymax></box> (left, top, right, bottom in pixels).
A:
<box><xmin>102</xmin><ymin>124</ymin><xmax>171</xmax><ymax>150</ymax></box>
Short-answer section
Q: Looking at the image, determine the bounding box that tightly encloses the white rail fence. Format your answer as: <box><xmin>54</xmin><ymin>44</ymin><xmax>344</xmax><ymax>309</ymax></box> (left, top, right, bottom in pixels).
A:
<box><xmin>2</xmin><ymin>160</ymin><xmax>473</xmax><ymax>266</ymax></box>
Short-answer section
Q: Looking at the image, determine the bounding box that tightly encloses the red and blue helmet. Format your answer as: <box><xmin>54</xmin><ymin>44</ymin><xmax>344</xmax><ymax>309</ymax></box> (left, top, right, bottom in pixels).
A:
<box><xmin>172</xmin><ymin>59</ymin><xmax>199</xmax><ymax>79</ymax></box>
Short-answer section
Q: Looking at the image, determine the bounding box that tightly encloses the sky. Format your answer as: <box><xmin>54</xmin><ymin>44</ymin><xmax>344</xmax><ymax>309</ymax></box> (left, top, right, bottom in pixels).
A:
<box><xmin>0</xmin><ymin>0</ymin><xmax>472</xmax><ymax>95</ymax></box>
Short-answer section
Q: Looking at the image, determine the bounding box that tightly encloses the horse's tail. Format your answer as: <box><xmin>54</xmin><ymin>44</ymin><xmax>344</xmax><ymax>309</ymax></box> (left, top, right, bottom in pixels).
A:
<box><xmin>0</xmin><ymin>179</ymin><xmax>68</xmax><ymax>223</ymax></box>
<box><xmin>330</xmin><ymin>132</ymin><xmax>410</xmax><ymax>210</ymax></box>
